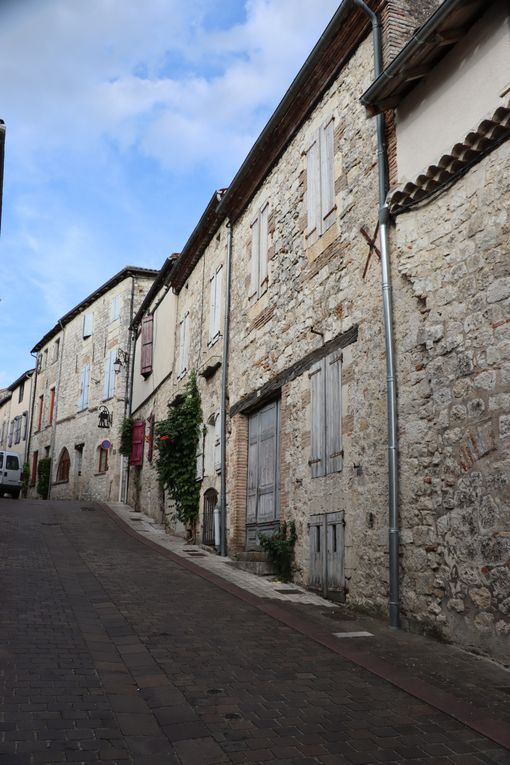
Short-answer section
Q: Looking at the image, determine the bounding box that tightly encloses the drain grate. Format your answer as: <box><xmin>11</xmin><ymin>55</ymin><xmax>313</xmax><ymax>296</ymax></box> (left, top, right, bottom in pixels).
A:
<box><xmin>274</xmin><ymin>588</ymin><xmax>302</xmax><ymax>594</ymax></box>
<box><xmin>186</xmin><ymin>552</ymin><xmax>206</xmax><ymax>557</ymax></box>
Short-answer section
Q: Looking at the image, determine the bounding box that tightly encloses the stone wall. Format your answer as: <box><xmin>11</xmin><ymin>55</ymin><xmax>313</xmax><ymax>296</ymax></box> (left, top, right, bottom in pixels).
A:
<box><xmin>393</xmin><ymin>139</ymin><xmax>510</xmax><ymax>660</ymax></box>
<box><xmin>227</xmin><ymin>35</ymin><xmax>396</xmax><ymax>609</ymax></box>
<box><xmin>29</xmin><ymin>273</ymin><xmax>155</xmax><ymax>503</ymax></box>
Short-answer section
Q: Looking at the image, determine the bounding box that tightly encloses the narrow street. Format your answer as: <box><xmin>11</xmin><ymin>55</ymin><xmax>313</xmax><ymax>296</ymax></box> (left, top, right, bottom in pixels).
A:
<box><xmin>1</xmin><ymin>499</ymin><xmax>509</xmax><ymax>765</ymax></box>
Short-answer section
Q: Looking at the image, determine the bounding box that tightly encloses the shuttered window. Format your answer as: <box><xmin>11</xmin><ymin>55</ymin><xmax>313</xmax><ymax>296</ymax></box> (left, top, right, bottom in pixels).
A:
<box><xmin>37</xmin><ymin>395</ymin><xmax>44</xmax><ymax>431</ymax></box>
<box><xmin>140</xmin><ymin>314</ymin><xmax>154</xmax><ymax>377</ymax></box>
<box><xmin>249</xmin><ymin>203</ymin><xmax>269</xmax><ymax>299</ymax></box>
<box><xmin>78</xmin><ymin>365</ymin><xmax>90</xmax><ymax>410</ymax></box>
<box><xmin>306</xmin><ymin>117</ymin><xmax>336</xmax><ymax>243</ymax></box>
<box><xmin>103</xmin><ymin>350</ymin><xmax>116</xmax><ymax>400</ymax></box>
<box><xmin>209</xmin><ymin>266</ymin><xmax>223</xmax><ymax>343</ymax></box>
<box><xmin>82</xmin><ymin>313</ymin><xmax>93</xmax><ymax>338</ymax></box>
<box><xmin>110</xmin><ymin>295</ymin><xmax>121</xmax><ymax>322</ymax></box>
<box><xmin>178</xmin><ymin>313</ymin><xmax>189</xmax><ymax>378</ymax></box>
<box><xmin>13</xmin><ymin>417</ymin><xmax>22</xmax><ymax>445</ymax></box>
<box><xmin>309</xmin><ymin>350</ymin><xmax>343</xmax><ymax>478</ymax></box>
<box><xmin>147</xmin><ymin>413</ymin><xmax>155</xmax><ymax>463</ymax></box>
<box><xmin>130</xmin><ymin>419</ymin><xmax>145</xmax><ymax>466</ymax></box>
<box><xmin>48</xmin><ymin>387</ymin><xmax>56</xmax><ymax>426</ymax></box>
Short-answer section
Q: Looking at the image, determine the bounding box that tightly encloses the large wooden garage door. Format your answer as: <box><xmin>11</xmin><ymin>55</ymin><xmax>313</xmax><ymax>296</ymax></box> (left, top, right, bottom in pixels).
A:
<box><xmin>246</xmin><ymin>400</ymin><xmax>280</xmax><ymax>549</ymax></box>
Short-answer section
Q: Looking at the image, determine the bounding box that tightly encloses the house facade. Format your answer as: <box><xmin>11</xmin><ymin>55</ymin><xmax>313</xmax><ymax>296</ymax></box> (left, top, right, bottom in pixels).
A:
<box><xmin>129</xmin><ymin>199</ymin><xmax>228</xmax><ymax>546</ymax></box>
<box><xmin>28</xmin><ymin>266</ymin><xmax>157</xmax><ymax>502</ymax></box>
<box><xmin>124</xmin><ymin>0</ymin><xmax>509</xmax><ymax>661</ymax></box>
<box><xmin>362</xmin><ymin>0</ymin><xmax>510</xmax><ymax>658</ymax></box>
<box><xmin>0</xmin><ymin>370</ymin><xmax>35</xmax><ymax>463</ymax></box>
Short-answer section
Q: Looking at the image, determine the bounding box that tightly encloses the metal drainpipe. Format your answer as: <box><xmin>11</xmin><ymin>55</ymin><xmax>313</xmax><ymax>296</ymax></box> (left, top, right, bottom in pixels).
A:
<box><xmin>121</xmin><ymin>275</ymin><xmax>137</xmax><ymax>504</ymax></box>
<box><xmin>26</xmin><ymin>351</ymin><xmax>39</xmax><ymax>473</ymax></box>
<box><xmin>354</xmin><ymin>0</ymin><xmax>400</xmax><ymax>628</ymax></box>
<box><xmin>219</xmin><ymin>220</ymin><xmax>233</xmax><ymax>557</ymax></box>
<box><xmin>47</xmin><ymin>321</ymin><xmax>66</xmax><ymax>501</ymax></box>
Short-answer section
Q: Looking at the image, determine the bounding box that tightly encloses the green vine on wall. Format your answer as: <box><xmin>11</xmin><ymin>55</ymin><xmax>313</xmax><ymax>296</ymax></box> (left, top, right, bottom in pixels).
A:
<box><xmin>119</xmin><ymin>417</ymin><xmax>133</xmax><ymax>456</ymax></box>
<box><xmin>258</xmin><ymin>521</ymin><xmax>297</xmax><ymax>582</ymax></box>
<box><xmin>37</xmin><ymin>457</ymin><xmax>51</xmax><ymax>500</ymax></box>
<box><xmin>155</xmin><ymin>371</ymin><xmax>202</xmax><ymax>532</ymax></box>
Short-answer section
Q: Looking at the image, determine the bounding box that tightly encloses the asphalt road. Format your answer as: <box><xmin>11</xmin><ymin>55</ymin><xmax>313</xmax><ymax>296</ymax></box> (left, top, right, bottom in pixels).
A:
<box><xmin>1</xmin><ymin>498</ymin><xmax>508</xmax><ymax>765</ymax></box>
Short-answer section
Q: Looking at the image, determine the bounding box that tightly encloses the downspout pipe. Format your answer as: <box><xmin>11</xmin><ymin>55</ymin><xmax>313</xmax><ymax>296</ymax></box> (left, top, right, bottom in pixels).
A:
<box><xmin>219</xmin><ymin>220</ymin><xmax>233</xmax><ymax>557</ymax></box>
<box><xmin>354</xmin><ymin>0</ymin><xmax>400</xmax><ymax>629</ymax></box>
<box><xmin>47</xmin><ymin>321</ymin><xmax>66</xmax><ymax>501</ymax></box>
<box><xmin>121</xmin><ymin>275</ymin><xmax>137</xmax><ymax>504</ymax></box>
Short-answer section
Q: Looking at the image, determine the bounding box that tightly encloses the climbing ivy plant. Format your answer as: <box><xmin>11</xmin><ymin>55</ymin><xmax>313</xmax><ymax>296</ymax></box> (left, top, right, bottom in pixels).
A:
<box><xmin>118</xmin><ymin>416</ymin><xmax>133</xmax><ymax>457</ymax></box>
<box><xmin>155</xmin><ymin>371</ymin><xmax>202</xmax><ymax>532</ymax></box>
<box><xmin>258</xmin><ymin>521</ymin><xmax>297</xmax><ymax>582</ymax></box>
<box><xmin>37</xmin><ymin>457</ymin><xmax>51</xmax><ymax>500</ymax></box>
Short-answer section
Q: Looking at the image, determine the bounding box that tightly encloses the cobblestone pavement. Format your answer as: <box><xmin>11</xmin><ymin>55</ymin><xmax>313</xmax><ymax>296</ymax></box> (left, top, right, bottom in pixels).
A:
<box><xmin>1</xmin><ymin>499</ymin><xmax>509</xmax><ymax>765</ymax></box>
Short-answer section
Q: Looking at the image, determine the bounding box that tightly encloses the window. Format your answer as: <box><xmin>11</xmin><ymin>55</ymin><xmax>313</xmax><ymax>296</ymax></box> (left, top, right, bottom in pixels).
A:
<box><xmin>53</xmin><ymin>339</ymin><xmax>60</xmax><ymax>363</ymax></box>
<box><xmin>140</xmin><ymin>314</ymin><xmax>154</xmax><ymax>377</ymax></box>
<box><xmin>48</xmin><ymin>388</ymin><xmax>56</xmax><ymax>426</ymax></box>
<box><xmin>37</xmin><ymin>395</ymin><xmax>44</xmax><ymax>431</ymax></box>
<box><xmin>178</xmin><ymin>313</ymin><xmax>189</xmax><ymax>378</ymax></box>
<box><xmin>110</xmin><ymin>295</ymin><xmax>121</xmax><ymax>322</ymax></box>
<box><xmin>309</xmin><ymin>350</ymin><xmax>343</xmax><ymax>478</ymax></box>
<box><xmin>14</xmin><ymin>416</ymin><xmax>22</xmax><ymax>444</ymax></box>
<box><xmin>103</xmin><ymin>350</ymin><xmax>116</xmax><ymax>400</ymax></box>
<box><xmin>130</xmin><ymin>420</ymin><xmax>145</xmax><ymax>466</ymax></box>
<box><xmin>82</xmin><ymin>313</ymin><xmax>93</xmax><ymax>339</ymax></box>
<box><xmin>8</xmin><ymin>420</ymin><xmax>14</xmax><ymax>447</ymax></box>
<box><xmin>249</xmin><ymin>204</ymin><xmax>269</xmax><ymax>299</ymax></box>
<box><xmin>18</xmin><ymin>382</ymin><xmax>25</xmax><ymax>403</ymax></box>
<box><xmin>31</xmin><ymin>451</ymin><xmax>38</xmax><ymax>486</ymax></box>
<box><xmin>209</xmin><ymin>266</ymin><xmax>223</xmax><ymax>343</ymax></box>
<box><xmin>78</xmin><ymin>365</ymin><xmax>90</xmax><ymax>410</ymax></box>
<box><xmin>98</xmin><ymin>446</ymin><xmax>109</xmax><ymax>474</ymax></box>
<box><xmin>42</xmin><ymin>349</ymin><xmax>48</xmax><ymax>370</ymax></box>
<box><xmin>306</xmin><ymin>117</ymin><xmax>336</xmax><ymax>243</ymax></box>
<box><xmin>56</xmin><ymin>448</ymin><xmax>70</xmax><ymax>483</ymax></box>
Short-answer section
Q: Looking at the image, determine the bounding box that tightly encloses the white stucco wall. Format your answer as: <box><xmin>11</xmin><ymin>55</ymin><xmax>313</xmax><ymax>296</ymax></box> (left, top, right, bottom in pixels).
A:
<box><xmin>396</xmin><ymin>0</ymin><xmax>510</xmax><ymax>182</ymax></box>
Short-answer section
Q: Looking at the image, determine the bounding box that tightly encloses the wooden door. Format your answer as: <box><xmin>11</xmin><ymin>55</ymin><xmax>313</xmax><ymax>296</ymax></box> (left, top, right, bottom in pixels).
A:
<box><xmin>246</xmin><ymin>400</ymin><xmax>280</xmax><ymax>549</ymax></box>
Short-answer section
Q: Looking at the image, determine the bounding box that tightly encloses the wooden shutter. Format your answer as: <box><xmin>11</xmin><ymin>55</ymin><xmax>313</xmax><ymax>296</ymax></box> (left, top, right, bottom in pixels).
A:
<box><xmin>179</xmin><ymin>314</ymin><xmax>189</xmax><ymax>376</ymax></box>
<box><xmin>196</xmin><ymin>426</ymin><xmax>204</xmax><ymax>480</ymax></box>
<box><xmin>82</xmin><ymin>313</ymin><xmax>93</xmax><ymax>338</ymax></box>
<box><xmin>249</xmin><ymin>218</ymin><xmax>260</xmax><ymax>297</ymax></box>
<box><xmin>309</xmin><ymin>361</ymin><xmax>325</xmax><ymax>478</ymax></box>
<box><xmin>257</xmin><ymin>402</ymin><xmax>278</xmax><ymax>524</ymax></box>
<box><xmin>147</xmin><ymin>413</ymin><xmax>154</xmax><ymax>463</ymax></box>
<box><xmin>325</xmin><ymin>352</ymin><xmax>343</xmax><ymax>474</ymax></box>
<box><xmin>214</xmin><ymin>412</ymin><xmax>221</xmax><ymax>473</ymax></box>
<box><xmin>209</xmin><ymin>272</ymin><xmax>217</xmax><ymax>341</ymax></box>
<box><xmin>79</xmin><ymin>364</ymin><xmax>90</xmax><ymax>409</ymax></box>
<box><xmin>130</xmin><ymin>420</ymin><xmax>145</xmax><ymax>466</ymax></box>
<box><xmin>141</xmin><ymin>314</ymin><xmax>153</xmax><ymax>377</ymax></box>
<box><xmin>320</xmin><ymin>118</ymin><xmax>336</xmax><ymax>231</ymax></box>
<box><xmin>306</xmin><ymin>138</ymin><xmax>321</xmax><ymax>239</ymax></box>
<box><xmin>259</xmin><ymin>204</ymin><xmax>269</xmax><ymax>288</ymax></box>
<box><xmin>49</xmin><ymin>388</ymin><xmax>56</xmax><ymax>425</ymax></box>
<box><xmin>214</xmin><ymin>266</ymin><xmax>222</xmax><ymax>338</ymax></box>
<box><xmin>247</xmin><ymin>413</ymin><xmax>259</xmax><ymax>525</ymax></box>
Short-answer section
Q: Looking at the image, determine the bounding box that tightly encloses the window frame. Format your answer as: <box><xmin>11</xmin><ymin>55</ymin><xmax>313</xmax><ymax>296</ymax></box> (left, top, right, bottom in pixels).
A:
<box><xmin>309</xmin><ymin>349</ymin><xmax>343</xmax><ymax>478</ymax></box>
<box><xmin>140</xmin><ymin>314</ymin><xmax>154</xmax><ymax>378</ymax></box>
<box><xmin>208</xmin><ymin>265</ymin><xmax>223</xmax><ymax>345</ymax></box>
<box><xmin>249</xmin><ymin>203</ymin><xmax>269</xmax><ymax>300</ymax></box>
<box><xmin>305</xmin><ymin>117</ymin><xmax>336</xmax><ymax>243</ymax></box>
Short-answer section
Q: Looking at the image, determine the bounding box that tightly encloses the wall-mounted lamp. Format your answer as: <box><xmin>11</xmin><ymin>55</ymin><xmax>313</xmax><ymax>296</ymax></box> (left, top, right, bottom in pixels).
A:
<box><xmin>98</xmin><ymin>405</ymin><xmax>112</xmax><ymax>429</ymax></box>
<box><xmin>113</xmin><ymin>348</ymin><xmax>129</xmax><ymax>375</ymax></box>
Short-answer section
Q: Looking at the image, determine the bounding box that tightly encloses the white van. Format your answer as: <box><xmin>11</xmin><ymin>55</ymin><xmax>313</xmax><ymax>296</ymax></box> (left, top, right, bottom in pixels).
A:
<box><xmin>0</xmin><ymin>451</ymin><xmax>22</xmax><ymax>498</ymax></box>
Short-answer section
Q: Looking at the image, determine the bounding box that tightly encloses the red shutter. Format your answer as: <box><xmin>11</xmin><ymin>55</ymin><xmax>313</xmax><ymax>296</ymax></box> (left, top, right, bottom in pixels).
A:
<box><xmin>147</xmin><ymin>414</ymin><xmax>154</xmax><ymax>463</ymax></box>
<box><xmin>130</xmin><ymin>420</ymin><xmax>145</xmax><ymax>466</ymax></box>
<box><xmin>140</xmin><ymin>314</ymin><xmax>153</xmax><ymax>377</ymax></box>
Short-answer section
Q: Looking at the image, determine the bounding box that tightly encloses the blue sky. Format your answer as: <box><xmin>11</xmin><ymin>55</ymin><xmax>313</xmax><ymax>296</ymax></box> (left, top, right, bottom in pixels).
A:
<box><xmin>0</xmin><ymin>0</ymin><xmax>339</xmax><ymax>387</ymax></box>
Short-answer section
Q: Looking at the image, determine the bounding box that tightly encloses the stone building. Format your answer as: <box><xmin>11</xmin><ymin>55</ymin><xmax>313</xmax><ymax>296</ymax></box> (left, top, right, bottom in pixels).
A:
<box><xmin>362</xmin><ymin>0</ymin><xmax>510</xmax><ymax>658</ymax></box>
<box><xmin>129</xmin><ymin>197</ymin><xmax>228</xmax><ymax>546</ymax></box>
<box><xmin>28</xmin><ymin>266</ymin><xmax>157</xmax><ymax>502</ymax></box>
<box><xmin>128</xmin><ymin>0</ymin><xmax>508</xmax><ymax>660</ymax></box>
<box><xmin>0</xmin><ymin>369</ymin><xmax>35</xmax><ymax>463</ymax></box>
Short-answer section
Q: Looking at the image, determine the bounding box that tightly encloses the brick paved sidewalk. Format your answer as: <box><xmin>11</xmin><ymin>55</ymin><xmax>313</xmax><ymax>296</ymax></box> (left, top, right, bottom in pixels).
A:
<box><xmin>0</xmin><ymin>498</ymin><xmax>509</xmax><ymax>765</ymax></box>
